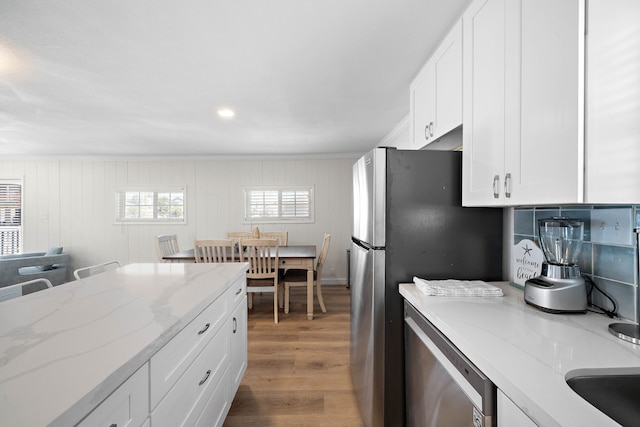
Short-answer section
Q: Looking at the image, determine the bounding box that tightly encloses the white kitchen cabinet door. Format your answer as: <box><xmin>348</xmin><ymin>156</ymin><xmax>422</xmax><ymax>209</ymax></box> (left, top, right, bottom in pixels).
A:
<box><xmin>462</xmin><ymin>0</ymin><xmax>507</xmax><ymax>206</ymax></box>
<box><xmin>432</xmin><ymin>20</ymin><xmax>462</xmax><ymax>141</ymax></box>
<box><xmin>410</xmin><ymin>54</ymin><xmax>435</xmax><ymax>149</ymax></box>
<box><xmin>514</xmin><ymin>0</ymin><xmax>584</xmax><ymax>205</ymax></box>
<box><xmin>586</xmin><ymin>0</ymin><xmax>640</xmax><ymax>203</ymax></box>
<box><xmin>229</xmin><ymin>296</ymin><xmax>248</xmax><ymax>395</ymax></box>
<box><xmin>497</xmin><ymin>389</ymin><xmax>537</xmax><ymax>427</ymax></box>
<box><xmin>410</xmin><ymin>20</ymin><xmax>462</xmax><ymax>149</ymax></box>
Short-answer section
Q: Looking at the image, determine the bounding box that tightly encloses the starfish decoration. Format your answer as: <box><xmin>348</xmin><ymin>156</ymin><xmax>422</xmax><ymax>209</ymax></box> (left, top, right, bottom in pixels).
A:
<box><xmin>522</xmin><ymin>243</ymin><xmax>533</xmax><ymax>257</ymax></box>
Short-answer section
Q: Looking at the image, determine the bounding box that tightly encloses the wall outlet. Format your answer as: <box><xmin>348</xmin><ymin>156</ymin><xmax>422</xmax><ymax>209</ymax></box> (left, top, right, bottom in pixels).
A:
<box><xmin>590</xmin><ymin>209</ymin><xmax>634</xmax><ymax>246</ymax></box>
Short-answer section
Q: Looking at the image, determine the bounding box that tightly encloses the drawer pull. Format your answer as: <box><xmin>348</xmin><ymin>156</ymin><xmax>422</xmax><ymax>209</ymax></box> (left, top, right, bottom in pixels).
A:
<box><xmin>199</xmin><ymin>369</ymin><xmax>211</xmax><ymax>386</ymax></box>
<box><xmin>197</xmin><ymin>323</ymin><xmax>210</xmax><ymax>335</ymax></box>
<box><xmin>235</xmin><ymin>287</ymin><xmax>242</xmax><ymax>295</ymax></box>
<box><xmin>233</xmin><ymin>317</ymin><xmax>237</xmax><ymax>333</ymax></box>
<box><xmin>110</xmin><ymin>424</ymin><xmax>117</xmax><ymax>427</ymax></box>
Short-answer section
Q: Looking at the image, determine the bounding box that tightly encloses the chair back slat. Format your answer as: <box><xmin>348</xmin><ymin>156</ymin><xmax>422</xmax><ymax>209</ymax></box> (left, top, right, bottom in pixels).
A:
<box><xmin>316</xmin><ymin>233</ymin><xmax>331</xmax><ymax>278</ymax></box>
<box><xmin>194</xmin><ymin>239</ymin><xmax>236</xmax><ymax>263</ymax></box>
<box><xmin>156</xmin><ymin>234</ymin><xmax>180</xmax><ymax>261</ymax></box>
<box><xmin>240</xmin><ymin>238</ymin><xmax>279</xmax><ymax>279</ymax></box>
<box><xmin>259</xmin><ymin>231</ymin><xmax>288</xmax><ymax>246</ymax></box>
<box><xmin>0</xmin><ymin>278</ymin><xmax>53</xmax><ymax>302</ymax></box>
<box><xmin>73</xmin><ymin>261</ymin><xmax>121</xmax><ymax>280</ymax></box>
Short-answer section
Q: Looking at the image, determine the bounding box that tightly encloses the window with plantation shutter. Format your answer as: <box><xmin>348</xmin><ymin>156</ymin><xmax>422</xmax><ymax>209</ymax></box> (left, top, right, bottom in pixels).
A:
<box><xmin>0</xmin><ymin>180</ymin><xmax>22</xmax><ymax>255</ymax></box>
<box><xmin>115</xmin><ymin>187</ymin><xmax>186</xmax><ymax>224</ymax></box>
<box><xmin>244</xmin><ymin>186</ymin><xmax>314</xmax><ymax>223</ymax></box>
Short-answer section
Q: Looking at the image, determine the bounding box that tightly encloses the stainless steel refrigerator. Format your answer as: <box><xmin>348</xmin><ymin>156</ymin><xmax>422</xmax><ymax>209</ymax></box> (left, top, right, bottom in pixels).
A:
<box><xmin>350</xmin><ymin>147</ymin><xmax>503</xmax><ymax>427</ymax></box>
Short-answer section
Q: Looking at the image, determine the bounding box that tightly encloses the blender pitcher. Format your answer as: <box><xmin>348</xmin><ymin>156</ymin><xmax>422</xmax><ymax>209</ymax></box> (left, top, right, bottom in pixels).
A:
<box><xmin>524</xmin><ymin>217</ymin><xmax>587</xmax><ymax>313</ymax></box>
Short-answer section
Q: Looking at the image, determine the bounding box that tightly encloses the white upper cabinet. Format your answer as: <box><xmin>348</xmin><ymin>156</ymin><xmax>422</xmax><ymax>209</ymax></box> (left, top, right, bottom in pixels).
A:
<box><xmin>516</xmin><ymin>0</ymin><xmax>584</xmax><ymax>205</ymax></box>
<box><xmin>461</xmin><ymin>0</ymin><xmax>507</xmax><ymax>206</ymax></box>
<box><xmin>463</xmin><ymin>0</ymin><xmax>584</xmax><ymax>206</ymax></box>
<box><xmin>463</xmin><ymin>0</ymin><xmax>640</xmax><ymax>206</ymax></box>
<box><xmin>586</xmin><ymin>0</ymin><xmax>640</xmax><ymax>203</ymax></box>
<box><xmin>410</xmin><ymin>20</ymin><xmax>462</xmax><ymax>149</ymax></box>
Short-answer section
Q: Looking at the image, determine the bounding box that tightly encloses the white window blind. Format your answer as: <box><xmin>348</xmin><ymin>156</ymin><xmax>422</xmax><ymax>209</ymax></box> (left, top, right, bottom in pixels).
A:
<box><xmin>244</xmin><ymin>186</ymin><xmax>314</xmax><ymax>223</ymax></box>
<box><xmin>115</xmin><ymin>187</ymin><xmax>186</xmax><ymax>224</ymax></box>
<box><xmin>0</xmin><ymin>181</ymin><xmax>22</xmax><ymax>255</ymax></box>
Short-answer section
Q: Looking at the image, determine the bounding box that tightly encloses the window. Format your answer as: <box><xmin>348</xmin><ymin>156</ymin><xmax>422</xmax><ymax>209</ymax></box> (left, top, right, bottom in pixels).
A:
<box><xmin>115</xmin><ymin>187</ymin><xmax>186</xmax><ymax>224</ymax></box>
<box><xmin>244</xmin><ymin>186</ymin><xmax>314</xmax><ymax>223</ymax></box>
<box><xmin>0</xmin><ymin>180</ymin><xmax>22</xmax><ymax>255</ymax></box>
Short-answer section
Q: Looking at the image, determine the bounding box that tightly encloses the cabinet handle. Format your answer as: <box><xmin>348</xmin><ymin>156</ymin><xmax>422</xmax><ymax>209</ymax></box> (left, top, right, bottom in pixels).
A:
<box><xmin>504</xmin><ymin>173</ymin><xmax>512</xmax><ymax>198</ymax></box>
<box><xmin>197</xmin><ymin>323</ymin><xmax>210</xmax><ymax>335</ymax></box>
<box><xmin>199</xmin><ymin>369</ymin><xmax>211</xmax><ymax>386</ymax></box>
<box><xmin>235</xmin><ymin>287</ymin><xmax>242</xmax><ymax>295</ymax></box>
<box><xmin>110</xmin><ymin>424</ymin><xmax>117</xmax><ymax>427</ymax></box>
<box><xmin>428</xmin><ymin>122</ymin><xmax>434</xmax><ymax>137</ymax></box>
<box><xmin>233</xmin><ymin>317</ymin><xmax>237</xmax><ymax>333</ymax></box>
<box><xmin>424</xmin><ymin>124</ymin><xmax>430</xmax><ymax>141</ymax></box>
<box><xmin>492</xmin><ymin>175</ymin><xmax>500</xmax><ymax>198</ymax></box>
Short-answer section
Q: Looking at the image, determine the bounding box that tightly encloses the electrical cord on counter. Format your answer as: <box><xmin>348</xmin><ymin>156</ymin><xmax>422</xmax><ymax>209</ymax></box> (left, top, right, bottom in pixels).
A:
<box><xmin>585</xmin><ymin>276</ymin><xmax>618</xmax><ymax>318</ymax></box>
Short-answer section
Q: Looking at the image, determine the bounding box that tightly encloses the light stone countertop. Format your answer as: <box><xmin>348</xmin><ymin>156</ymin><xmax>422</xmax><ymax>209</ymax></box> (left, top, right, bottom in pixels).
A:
<box><xmin>400</xmin><ymin>281</ymin><xmax>640</xmax><ymax>427</ymax></box>
<box><xmin>0</xmin><ymin>262</ymin><xmax>248</xmax><ymax>427</ymax></box>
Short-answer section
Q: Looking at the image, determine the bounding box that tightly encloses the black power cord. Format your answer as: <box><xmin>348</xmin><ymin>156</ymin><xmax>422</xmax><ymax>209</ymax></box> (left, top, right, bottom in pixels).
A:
<box><xmin>585</xmin><ymin>276</ymin><xmax>618</xmax><ymax>318</ymax></box>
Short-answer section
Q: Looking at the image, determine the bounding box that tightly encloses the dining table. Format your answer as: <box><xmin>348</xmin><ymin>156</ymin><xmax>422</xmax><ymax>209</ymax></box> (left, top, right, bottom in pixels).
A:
<box><xmin>163</xmin><ymin>245</ymin><xmax>318</xmax><ymax>320</ymax></box>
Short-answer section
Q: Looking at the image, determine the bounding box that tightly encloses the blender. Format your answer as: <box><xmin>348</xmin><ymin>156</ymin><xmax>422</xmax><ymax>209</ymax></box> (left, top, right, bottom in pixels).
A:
<box><xmin>524</xmin><ymin>217</ymin><xmax>588</xmax><ymax>313</ymax></box>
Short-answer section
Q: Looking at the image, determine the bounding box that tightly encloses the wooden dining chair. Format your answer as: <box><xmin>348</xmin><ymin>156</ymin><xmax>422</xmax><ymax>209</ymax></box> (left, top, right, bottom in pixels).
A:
<box><xmin>240</xmin><ymin>238</ymin><xmax>281</xmax><ymax>323</ymax></box>
<box><xmin>283</xmin><ymin>233</ymin><xmax>331</xmax><ymax>314</ymax></box>
<box><xmin>260</xmin><ymin>231</ymin><xmax>288</xmax><ymax>246</ymax></box>
<box><xmin>226</xmin><ymin>231</ymin><xmax>253</xmax><ymax>247</ymax></box>
<box><xmin>73</xmin><ymin>260</ymin><xmax>122</xmax><ymax>280</ymax></box>
<box><xmin>194</xmin><ymin>239</ymin><xmax>237</xmax><ymax>263</ymax></box>
<box><xmin>156</xmin><ymin>234</ymin><xmax>180</xmax><ymax>262</ymax></box>
<box><xmin>0</xmin><ymin>278</ymin><xmax>53</xmax><ymax>302</ymax></box>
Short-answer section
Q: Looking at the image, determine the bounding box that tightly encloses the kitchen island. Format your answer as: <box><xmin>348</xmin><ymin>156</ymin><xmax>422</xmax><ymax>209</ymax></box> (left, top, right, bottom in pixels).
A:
<box><xmin>0</xmin><ymin>262</ymin><xmax>248</xmax><ymax>427</ymax></box>
<box><xmin>400</xmin><ymin>282</ymin><xmax>640</xmax><ymax>427</ymax></box>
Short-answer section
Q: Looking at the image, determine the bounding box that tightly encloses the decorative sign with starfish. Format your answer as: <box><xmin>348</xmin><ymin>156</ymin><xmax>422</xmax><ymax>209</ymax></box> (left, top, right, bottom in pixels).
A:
<box><xmin>512</xmin><ymin>239</ymin><xmax>544</xmax><ymax>288</ymax></box>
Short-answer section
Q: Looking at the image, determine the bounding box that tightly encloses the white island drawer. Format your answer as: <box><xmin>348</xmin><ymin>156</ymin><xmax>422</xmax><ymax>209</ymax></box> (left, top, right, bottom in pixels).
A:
<box><xmin>151</xmin><ymin>324</ymin><xmax>230</xmax><ymax>427</ymax></box>
<box><xmin>76</xmin><ymin>364</ymin><xmax>149</xmax><ymax>427</ymax></box>
<box><xmin>228</xmin><ymin>276</ymin><xmax>246</xmax><ymax>307</ymax></box>
<box><xmin>150</xmin><ymin>290</ymin><xmax>229</xmax><ymax>409</ymax></box>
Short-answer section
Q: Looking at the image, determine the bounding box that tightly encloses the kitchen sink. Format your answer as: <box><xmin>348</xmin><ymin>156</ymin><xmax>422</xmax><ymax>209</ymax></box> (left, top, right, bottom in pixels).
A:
<box><xmin>566</xmin><ymin>368</ymin><xmax>640</xmax><ymax>427</ymax></box>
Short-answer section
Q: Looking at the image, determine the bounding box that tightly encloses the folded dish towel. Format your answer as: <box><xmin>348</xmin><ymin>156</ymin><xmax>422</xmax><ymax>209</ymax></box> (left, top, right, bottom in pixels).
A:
<box><xmin>413</xmin><ymin>277</ymin><xmax>503</xmax><ymax>297</ymax></box>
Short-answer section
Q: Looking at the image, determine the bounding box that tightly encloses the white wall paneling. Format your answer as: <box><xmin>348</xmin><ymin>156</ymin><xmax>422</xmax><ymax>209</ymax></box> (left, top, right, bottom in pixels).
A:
<box><xmin>0</xmin><ymin>157</ymin><xmax>356</xmax><ymax>284</ymax></box>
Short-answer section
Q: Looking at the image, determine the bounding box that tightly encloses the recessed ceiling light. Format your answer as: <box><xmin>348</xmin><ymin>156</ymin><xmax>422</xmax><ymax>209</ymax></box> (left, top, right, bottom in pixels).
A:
<box><xmin>0</xmin><ymin>43</ymin><xmax>22</xmax><ymax>75</ymax></box>
<box><xmin>217</xmin><ymin>108</ymin><xmax>235</xmax><ymax>119</ymax></box>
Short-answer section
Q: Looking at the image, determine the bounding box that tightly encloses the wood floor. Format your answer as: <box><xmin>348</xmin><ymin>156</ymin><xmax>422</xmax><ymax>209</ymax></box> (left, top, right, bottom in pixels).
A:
<box><xmin>223</xmin><ymin>285</ymin><xmax>364</xmax><ymax>427</ymax></box>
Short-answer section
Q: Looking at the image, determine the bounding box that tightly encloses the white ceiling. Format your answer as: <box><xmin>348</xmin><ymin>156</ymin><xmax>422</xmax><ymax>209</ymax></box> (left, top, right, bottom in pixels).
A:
<box><xmin>0</xmin><ymin>0</ymin><xmax>471</xmax><ymax>158</ymax></box>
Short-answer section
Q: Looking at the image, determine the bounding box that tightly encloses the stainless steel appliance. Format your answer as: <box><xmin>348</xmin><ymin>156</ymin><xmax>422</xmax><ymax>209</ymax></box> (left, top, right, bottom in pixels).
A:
<box><xmin>350</xmin><ymin>148</ymin><xmax>503</xmax><ymax>427</ymax></box>
<box><xmin>524</xmin><ymin>217</ymin><xmax>587</xmax><ymax>313</ymax></box>
<box><xmin>404</xmin><ymin>301</ymin><xmax>496</xmax><ymax>427</ymax></box>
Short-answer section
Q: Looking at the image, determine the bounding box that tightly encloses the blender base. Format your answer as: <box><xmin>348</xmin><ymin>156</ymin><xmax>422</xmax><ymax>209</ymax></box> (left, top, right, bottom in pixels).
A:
<box><xmin>524</xmin><ymin>276</ymin><xmax>587</xmax><ymax>314</ymax></box>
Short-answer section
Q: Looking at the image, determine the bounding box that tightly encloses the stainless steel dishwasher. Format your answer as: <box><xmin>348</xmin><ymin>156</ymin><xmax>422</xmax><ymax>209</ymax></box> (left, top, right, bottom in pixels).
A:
<box><xmin>404</xmin><ymin>301</ymin><xmax>496</xmax><ymax>427</ymax></box>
